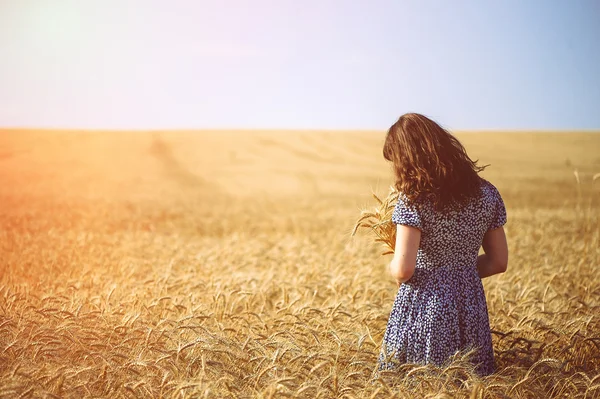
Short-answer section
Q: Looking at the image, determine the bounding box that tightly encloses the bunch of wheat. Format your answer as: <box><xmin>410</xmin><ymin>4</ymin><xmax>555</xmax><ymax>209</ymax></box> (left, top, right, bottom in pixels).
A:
<box><xmin>352</xmin><ymin>186</ymin><xmax>399</xmax><ymax>255</ymax></box>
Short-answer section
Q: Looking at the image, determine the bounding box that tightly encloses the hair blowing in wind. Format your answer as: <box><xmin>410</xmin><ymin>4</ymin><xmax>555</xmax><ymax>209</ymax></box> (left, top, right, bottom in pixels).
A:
<box><xmin>383</xmin><ymin>113</ymin><xmax>488</xmax><ymax>209</ymax></box>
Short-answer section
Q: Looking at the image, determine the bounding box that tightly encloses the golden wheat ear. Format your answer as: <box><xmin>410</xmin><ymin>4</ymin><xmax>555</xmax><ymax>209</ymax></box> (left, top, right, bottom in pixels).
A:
<box><xmin>372</xmin><ymin>192</ymin><xmax>384</xmax><ymax>206</ymax></box>
<box><xmin>352</xmin><ymin>186</ymin><xmax>399</xmax><ymax>255</ymax></box>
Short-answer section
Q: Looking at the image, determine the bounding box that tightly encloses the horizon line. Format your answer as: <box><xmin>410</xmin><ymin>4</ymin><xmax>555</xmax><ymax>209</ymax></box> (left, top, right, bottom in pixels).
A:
<box><xmin>1</xmin><ymin>127</ymin><xmax>600</xmax><ymax>134</ymax></box>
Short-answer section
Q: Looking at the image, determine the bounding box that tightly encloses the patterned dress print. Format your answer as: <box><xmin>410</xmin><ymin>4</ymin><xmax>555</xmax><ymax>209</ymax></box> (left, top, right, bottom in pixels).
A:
<box><xmin>379</xmin><ymin>179</ymin><xmax>507</xmax><ymax>376</ymax></box>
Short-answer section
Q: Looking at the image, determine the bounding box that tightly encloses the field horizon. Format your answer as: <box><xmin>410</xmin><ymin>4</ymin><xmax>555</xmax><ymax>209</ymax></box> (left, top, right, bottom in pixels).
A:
<box><xmin>1</xmin><ymin>129</ymin><xmax>599</xmax><ymax>398</ymax></box>
<box><xmin>2</xmin><ymin>128</ymin><xmax>600</xmax><ymax>134</ymax></box>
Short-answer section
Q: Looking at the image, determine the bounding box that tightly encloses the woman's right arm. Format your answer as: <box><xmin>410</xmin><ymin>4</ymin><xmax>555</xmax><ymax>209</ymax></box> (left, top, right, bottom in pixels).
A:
<box><xmin>477</xmin><ymin>226</ymin><xmax>508</xmax><ymax>278</ymax></box>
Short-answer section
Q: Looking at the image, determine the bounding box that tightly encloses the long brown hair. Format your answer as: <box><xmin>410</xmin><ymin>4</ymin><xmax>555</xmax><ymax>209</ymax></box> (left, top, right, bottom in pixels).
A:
<box><xmin>383</xmin><ymin>113</ymin><xmax>487</xmax><ymax>210</ymax></box>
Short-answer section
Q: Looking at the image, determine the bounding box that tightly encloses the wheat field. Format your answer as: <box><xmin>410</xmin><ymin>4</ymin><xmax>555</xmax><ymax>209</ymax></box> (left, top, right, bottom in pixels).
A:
<box><xmin>0</xmin><ymin>130</ymin><xmax>599</xmax><ymax>398</ymax></box>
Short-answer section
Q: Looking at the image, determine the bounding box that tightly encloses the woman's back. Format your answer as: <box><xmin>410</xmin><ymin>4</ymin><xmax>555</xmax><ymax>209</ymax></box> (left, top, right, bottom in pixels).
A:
<box><xmin>394</xmin><ymin>179</ymin><xmax>506</xmax><ymax>274</ymax></box>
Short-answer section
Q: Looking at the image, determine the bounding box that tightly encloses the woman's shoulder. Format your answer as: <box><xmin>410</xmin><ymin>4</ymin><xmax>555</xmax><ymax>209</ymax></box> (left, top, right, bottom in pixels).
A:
<box><xmin>479</xmin><ymin>178</ymin><xmax>502</xmax><ymax>199</ymax></box>
<box><xmin>478</xmin><ymin>178</ymin><xmax>507</xmax><ymax>228</ymax></box>
<box><xmin>476</xmin><ymin>179</ymin><xmax>506</xmax><ymax>222</ymax></box>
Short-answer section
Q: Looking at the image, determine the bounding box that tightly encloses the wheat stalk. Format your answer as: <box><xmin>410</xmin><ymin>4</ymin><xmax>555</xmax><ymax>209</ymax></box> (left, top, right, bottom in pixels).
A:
<box><xmin>352</xmin><ymin>186</ymin><xmax>399</xmax><ymax>255</ymax></box>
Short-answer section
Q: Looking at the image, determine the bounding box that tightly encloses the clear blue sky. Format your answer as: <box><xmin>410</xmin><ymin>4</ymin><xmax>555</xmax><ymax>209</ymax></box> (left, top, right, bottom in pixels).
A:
<box><xmin>1</xmin><ymin>0</ymin><xmax>599</xmax><ymax>130</ymax></box>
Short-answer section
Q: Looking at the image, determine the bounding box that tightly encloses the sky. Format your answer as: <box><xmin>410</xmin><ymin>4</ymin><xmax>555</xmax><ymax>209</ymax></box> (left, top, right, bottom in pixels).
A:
<box><xmin>0</xmin><ymin>0</ymin><xmax>599</xmax><ymax>130</ymax></box>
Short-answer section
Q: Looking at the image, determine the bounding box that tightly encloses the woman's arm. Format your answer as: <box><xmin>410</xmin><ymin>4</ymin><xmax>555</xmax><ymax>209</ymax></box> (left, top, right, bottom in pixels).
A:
<box><xmin>477</xmin><ymin>226</ymin><xmax>508</xmax><ymax>278</ymax></box>
<box><xmin>389</xmin><ymin>225</ymin><xmax>421</xmax><ymax>286</ymax></box>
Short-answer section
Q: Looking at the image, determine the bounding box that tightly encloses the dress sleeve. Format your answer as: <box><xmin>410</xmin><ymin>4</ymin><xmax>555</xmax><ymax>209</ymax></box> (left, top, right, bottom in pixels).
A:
<box><xmin>488</xmin><ymin>185</ymin><xmax>507</xmax><ymax>230</ymax></box>
<box><xmin>391</xmin><ymin>195</ymin><xmax>422</xmax><ymax>230</ymax></box>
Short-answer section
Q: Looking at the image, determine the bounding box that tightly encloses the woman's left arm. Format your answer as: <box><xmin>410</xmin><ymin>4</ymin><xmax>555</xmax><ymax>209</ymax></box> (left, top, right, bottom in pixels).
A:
<box><xmin>389</xmin><ymin>225</ymin><xmax>421</xmax><ymax>286</ymax></box>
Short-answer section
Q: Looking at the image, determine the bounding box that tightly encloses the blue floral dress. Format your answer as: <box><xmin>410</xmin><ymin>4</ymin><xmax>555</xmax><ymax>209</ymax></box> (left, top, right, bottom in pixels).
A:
<box><xmin>379</xmin><ymin>179</ymin><xmax>507</xmax><ymax>376</ymax></box>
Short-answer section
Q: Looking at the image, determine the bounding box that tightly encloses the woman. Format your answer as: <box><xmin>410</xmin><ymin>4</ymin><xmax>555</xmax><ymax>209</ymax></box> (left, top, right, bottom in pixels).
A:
<box><xmin>379</xmin><ymin>113</ymin><xmax>508</xmax><ymax>376</ymax></box>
